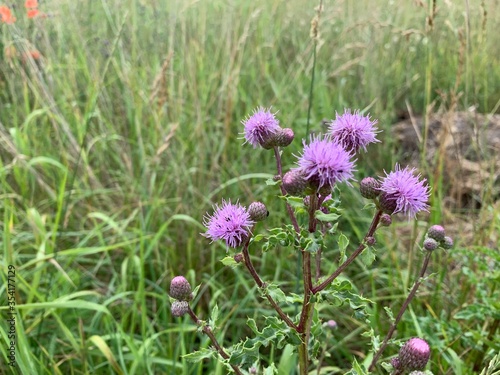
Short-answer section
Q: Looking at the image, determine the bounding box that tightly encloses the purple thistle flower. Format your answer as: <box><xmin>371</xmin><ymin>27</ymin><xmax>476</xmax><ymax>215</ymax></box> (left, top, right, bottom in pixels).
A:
<box><xmin>379</xmin><ymin>164</ymin><xmax>430</xmax><ymax>219</ymax></box>
<box><xmin>242</xmin><ymin>107</ymin><xmax>281</xmax><ymax>148</ymax></box>
<box><xmin>328</xmin><ymin>109</ymin><xmax>380</xmax><ymax>153</ymax></box>
<box><xmin>296</xmin><ymin>135</ymin><xmax>355</xmax><ymax>192</ymax></box>
<box><xmin>203</xmin><ymin>200</ymin><xmax>255</xmax><ymax>248</ymax></box>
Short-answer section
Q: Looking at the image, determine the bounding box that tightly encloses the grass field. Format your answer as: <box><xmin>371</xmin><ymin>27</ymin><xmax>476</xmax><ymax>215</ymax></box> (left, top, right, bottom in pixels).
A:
<box><xmin>1</xmin><ymin>0</ymin><xmax>499</xmax><ymax>374</ymax></box>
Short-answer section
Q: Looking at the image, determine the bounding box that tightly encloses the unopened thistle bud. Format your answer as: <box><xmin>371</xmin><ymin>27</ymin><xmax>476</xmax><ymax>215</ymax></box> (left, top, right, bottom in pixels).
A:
<box><xmin>282</xmin><ymin>169</ymin><xmax>308</xmax><ymax>196</ymax></box>
<box><xmin>169</xmin><ymin>276</ymin><xmax>192</xmax><ymax>301</ymax></box>
<box><xmin>325</xmin><ymin>319</ymin><xmax>338</xmax><ymax>329</ymax></box>
<box><xmin>360</xmin><ymin>177</ymin><xmax>381</xmax><ymax>199</ymax></box>
<box><xmin>274</xmin><ymin>128</ymin><xmax>295</xmax><ymax>147</ymax></box>
<box><xmin>171</xmin><ymin>300</ymin><xmax>189</xmax><ymax>317</ymax></box>
<box><xmin>442</xmin><ymin>236</ymin><xmax>453</xmax><ymax>249</ymax></box>
<box><xmin>234</xmin><ymin>253</ymin><xmax>244</xmax><ymax>263</ymax></box>
<box><xmin>248</xmin><ymin>202</ymin><xmax>269</xmax><ymax>222</ymax></box>
<box><xmin>379</xmin><ymin>193</ymin><xmax>398</xmax><ymax>215</ymax></box>
<box><xmin>396</xmin><ymin>337</ymin><xmax>431</xmax><ymax>371</ymax></box>
<box><xmin>427</xmin><ymin>225</ymin><xmax>445</xmax><ymax>242</ymax></box>
<box><xmin>423</xmin><ymin>237</ymin><xmax>438</xmax><ymax>251</ymax></box>
<box><xmin>380</xmin><ymin>213</ymin><xmax>392</xmax><ymax>227</ymax></box>
<box><xmin>366</xmin><ymin>236</ymin><xmax>376</xmax><ymax>246</ymax></box>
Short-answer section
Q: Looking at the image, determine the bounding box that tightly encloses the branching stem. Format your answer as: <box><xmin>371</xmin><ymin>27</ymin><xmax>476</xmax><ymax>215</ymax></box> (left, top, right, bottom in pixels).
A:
<box><xmin>187</xmin><ymin>307</ymin><xmax>243</xmax><ymax>375</ymax></box>
<box><xmin>312</xmin><ymin>209</ymin><xmax>383</xmax><ymax>294</ymax></box>
<box><xmin>368</xmin><ymin>250</ymin><xmax>433</xmax><ymax>371</ymax></box>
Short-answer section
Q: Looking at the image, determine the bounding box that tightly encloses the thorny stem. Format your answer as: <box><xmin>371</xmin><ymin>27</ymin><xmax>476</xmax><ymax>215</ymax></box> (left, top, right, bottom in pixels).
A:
<box><xmin>274</xmin><ymin>146</ymin><xmax>301</xmax><ymax>234</ymax></box>
<box><xmin>187</xmin><ymin>307</ymin><xmax>243</xmax><ymax>375</ymax></box>
<box><xmin>312</xmin><ymin>209</ymin><xmax>383</xmax><ymax>294</ymax></box>
<box><xmin>241</xmin><ymin>240</ymin><xmax>298</xmax><ymax>330</ymax></box>
<box><xmin>368</xmin><ymin>250</ymin><xmax>433</xmax><ymax>371</ymax></box>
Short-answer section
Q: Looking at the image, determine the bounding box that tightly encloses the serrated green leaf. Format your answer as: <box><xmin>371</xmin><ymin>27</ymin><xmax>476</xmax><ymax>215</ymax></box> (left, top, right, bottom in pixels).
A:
<box><xmin>263</xmin><ymin>363</ymin><xmax>278</xmax><ymax>375</ymax></box>
<box><xmin>266</xmin><ymin>178</ymin><xmax>280</xmax><ymax>186</ymax></box>
<box><xmin>315</xmin><ymin>210</ymin><xmax>341</xmax><ymax>222</ymax></box>
<box><xmin>384</xmin><ymin>306</ymin><xmax>395</xmax><ymax>323</ymax></box>
<box><xmin>183</xmin><ymin>348</ymin><xmax>216</xmax><ymax>362</ymax></box>
<box><xmin>360</xmin><ymin>245</ymin><xmax>376</xmax><ymax>266</ymax></box>
<box><xmin>210</xmin><ymin>304</ymin><xmax>219</xmax><ymax>327</ymax></box>
<box><xmin>221</xmin><ymin>256</ymin><xmax>238</xmax><ymax>267</ymax></box>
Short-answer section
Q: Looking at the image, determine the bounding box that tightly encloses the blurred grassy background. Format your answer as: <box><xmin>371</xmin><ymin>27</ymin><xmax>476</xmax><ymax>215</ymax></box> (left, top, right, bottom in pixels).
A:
<box><xmin>0</xmin><ymin>0</ymin><xmax>499</xmax><ymax>374</ymax></box>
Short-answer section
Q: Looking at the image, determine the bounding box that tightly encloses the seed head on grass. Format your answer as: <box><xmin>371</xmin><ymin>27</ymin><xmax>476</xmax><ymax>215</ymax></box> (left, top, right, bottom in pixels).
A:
<box><xmin>296</xmin><ymin>135</ymin><xmax>355</xmax><ymax>192</ymax></box>
<box><xmin>328</xmin><ymin>109</ymin><xmax>380</xmax><ymax>153</ymax></box>
<box><xmin>242</xmin><ymin>107</ymin><xmax>281</xmax><ymax>149</ymax></box>
<box><xmin>378</xmin><ymin>164</ymin><xmax>430</xmax><ymax>219</ymax></box>
<box><xmin>203</xmin><ymin>200</ymin><xmax>255</xmax><ymax>248</ymax></box>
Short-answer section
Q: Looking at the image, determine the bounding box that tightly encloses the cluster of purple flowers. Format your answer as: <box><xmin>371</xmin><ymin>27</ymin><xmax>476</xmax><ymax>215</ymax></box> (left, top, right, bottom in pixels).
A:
<box><xmin>202</xmin><ymin>107</ymin><xmax>430</xmax><ymax>248</ymax></box>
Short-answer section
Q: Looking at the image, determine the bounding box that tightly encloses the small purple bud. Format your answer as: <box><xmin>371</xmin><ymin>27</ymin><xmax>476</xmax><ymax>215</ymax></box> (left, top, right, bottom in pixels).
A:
<box><xmin>326</xmin><ymin>319</ymin><xmax>337</xmax><ymax>329</ymax></box>
<box><xmin>249</xmin><ymin>367</ymin><xmax>257</xmax><ymax>374</ymax></box>
<box><xmin>423</xmin><ymin>237</ymin><xmax>438</xmax><ymax>251</ymax></box>
<box><xmin>273</xmin><ymin>174</ymin><xmax>281</xmax><ymax>181</ymax></box>
<box><xmin>360</xmin><ymin>177</ymin><xmax>381</xmax><ymax>199</ymax></box>
<box><xmin>379</xmin><ymin>192</ymin><xmax>398</xmax><ymax>215</ymax></box>
<box><xmin>442</xmin><ymin>236</ymin><xmax>453</xmax><ymax>249</ymax></box>
<box><xmin>366</xmin><ymin>236</ymin><xmax>376</xmax><ymax>246</ymax></box>
<box><xmin>380</xmin><ymin>213</ymin><xmax>393</xmax><ymax>227</ymax></box>
<box><xmin>169</xmin><ymin>276</ymin><xmax>192</xmax><ymax>301</ymax></box>
<box><xmin>282</xmin><ymin>169</ymin><xmax>308</xmax><ymax>196</ymax></box>
<box><xmin>171</xmin><ymin>300</ymin><xmax>189</xmax><ymax>317</ymax></box>
<box><xmin>248</xmin><ymin>202</ymin><xmax>269</xmax><ymax>222</ymax></box>
<box><xmin>303</xmin><ymin>196</ymin><xmax>311</xmax><ymax>207</ymax></box>
<box><xmin>234</xmin><ymin>253</ymin><xmax>244</xmax><ymax>263</ymax></box>
<box><xmin>274</xmin><ymin>127</ymin><xmax>295</xmax><ymax>147</ymax></box>
<box><xmin>427</xmin><ymin>225</ymin><xmax>445</xmax><ymax>242</ymax></box>
<box><xmin>398</xmin><ymin>337</ymin><xmax>431</xmax><ymax>371</ymax></box>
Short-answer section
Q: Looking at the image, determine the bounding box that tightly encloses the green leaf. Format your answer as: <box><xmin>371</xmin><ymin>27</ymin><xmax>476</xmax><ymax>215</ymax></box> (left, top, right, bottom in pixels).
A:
<box><xmin>266</xmin><ymin>178</ymin><xmax>280</xmax><ymax>186</ymax></box>
<box><xmin>221</xmin><ymin>256</ymin><xmax>238</xmax><ymax>267</ymax></box>
<box><xmin>263</xmin><ymin>363</ymin><xmax>278</xmax><ymax>375</ymax></box>
<box><xmin>338</xmin><ymin>233</ymin><xmax>349</xmax><ymax>262</ymax></box>
<box><xmin>183</xmin><ymin>348</ymin><xmax>216</xmax><ymax>362</ymax></box>
<box><xmin>315</xmin><ymin>211</ymin><xmax>341</xmax><ymax>222</ymax></box>
<box><xmin>210</xmin><ymin>304</ymin><xmax>219</xmax><ymax>327</ymax></box>
<box><xmin>360</xmin><ymin>245</ymin><xmax>376</xmax><ymax>266</ymax></box>
<box><xmin>384</xmin><ymin>306</ymin><xmax>395</xmax><ymax>323</ymax></box>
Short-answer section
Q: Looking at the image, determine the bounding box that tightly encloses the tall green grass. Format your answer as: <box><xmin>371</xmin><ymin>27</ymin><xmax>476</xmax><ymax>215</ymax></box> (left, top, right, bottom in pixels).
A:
<box><xmin>1</xmin><ymin>0</ymin><xmax>499</xmax><ymax>373</ymax></box>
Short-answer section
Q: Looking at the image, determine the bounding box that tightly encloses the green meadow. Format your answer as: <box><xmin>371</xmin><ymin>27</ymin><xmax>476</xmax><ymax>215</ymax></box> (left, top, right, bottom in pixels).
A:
<box><xmin>0</xmin><ymin>0</ymin><xmax>499</xmax><ymax>374</ymax></box>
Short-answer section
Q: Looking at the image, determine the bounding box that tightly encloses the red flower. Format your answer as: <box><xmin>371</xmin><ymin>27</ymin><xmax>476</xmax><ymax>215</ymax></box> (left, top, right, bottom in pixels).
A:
<box><xmin>25</xmin><ymin>0</ymin><xmax>38</xmax><ymax>8</ymax></box>
<box><xmin>0</xmin><ymin>6</ymin><xmax>16</xmax><ymax>24</ymax></box>
<box><xmin>27</xmin><ymin>8</ymin><xmax>39</xmax><ymax>18</ymax></box>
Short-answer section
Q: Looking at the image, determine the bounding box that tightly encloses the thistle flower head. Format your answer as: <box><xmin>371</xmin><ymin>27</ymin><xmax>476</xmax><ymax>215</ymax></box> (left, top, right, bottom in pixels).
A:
<box><xmin>328</xmin><ymin>109</ymin><xmax>380</xmax><ymax>153</ymax></box>
<box><xmin>379</xmin><ymin>164</ymin><xmax>430</xmax><ymax>219</ymax></box>
<box><xmin>169</xmin><ymin>276</ymin><xmax>192</xmax><ymax>301</ymax></box>
<box><xmin>248</xmin><ymin>201</ymin><xmax>269</xmax><ymax>222</ymax></box>
<box><xmin>360</xmin><ymin>177</ymin><xmax>381</xmax><ymax>199</ymax></box>
<box><xmin>296</xmin><ymin>135</ymin><xmax>355</xmax><ymax>192</ymax></box>
<box><xmin>283</xmin><ymin>169</ymin><xmax>308</xmax><ymax>196</ymax></box>
<box><xmin>242</xmin><ymin>107</ymin><xmax>281</xmax><ymax>149</ymax></box>
<box><xmin>442</xmin><ymin>236</ymin><xmax>454</xmax><ymax>249</ymax></box>
<box><xmin>427</xmin><ymin>225</ymin><xmax>445</xmax><ymax>242</ymax></box>
<box><xmin>203</xmin><ymin>200</ymin><xmax>254</xmax><ymax>248</ymax></box>
<box><xmin>171</xmin><ymin>300</ymin><xmax>189</xmax><ymax>317</ymax></box>
<box><xmin>397</xmin><ymin>337</ymin><xmax>431</xmax><ymax>371</ymax></box>
<box><xmin>423</xmin><ymin>237</ymin><xmax>438</xmax><ymax>251</ymax></box>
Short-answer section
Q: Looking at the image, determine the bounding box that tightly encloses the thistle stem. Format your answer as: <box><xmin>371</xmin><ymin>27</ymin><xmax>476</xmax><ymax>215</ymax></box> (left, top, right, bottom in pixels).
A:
<box><xmin>274</xmin><ymin>146</ymin><xmax>301</xmax><ymax>234</ymax></box>
<box><xmin>368</xmin><ymin>250</ymin><xmax>433</xmax><ymax>371</ymax></box>
<box><xmin>312</xmin><ymin>210</ymin><xmax>383</xmax><ymax>294</ymax></box>
<box><xmin>242</xmin><ymin>240</ymin><xmax>298</xmax><ymax>330</ymax></box>
<box><xmin>187</xmin><ymin>307</ymin><xmax>243</xmax><ymax>375</ymax></box>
